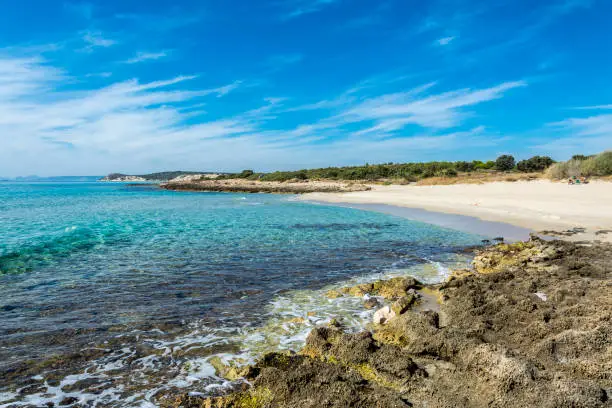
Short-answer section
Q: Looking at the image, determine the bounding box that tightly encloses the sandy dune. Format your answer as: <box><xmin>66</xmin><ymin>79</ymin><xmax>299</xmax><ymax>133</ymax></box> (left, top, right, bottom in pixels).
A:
<box><xmin>302</xmin><ymin>180</ymin><xmax>612</xmax><ymax>242</ymax></box>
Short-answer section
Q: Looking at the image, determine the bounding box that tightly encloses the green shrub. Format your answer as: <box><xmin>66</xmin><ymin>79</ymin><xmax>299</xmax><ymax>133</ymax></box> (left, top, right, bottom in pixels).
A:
<box><xmin>238</xmin><ymin>169</ymin><xmax>255</xmax><ymax>178</ymax></box>
<box><xmin>294</xmin><ymin>171</ymin><xmax>308</xmax><ymax>180</ymax></box>
<box><xmin>571</xmin><ymin>154</ymin><xmax>594</xmax><ymax>161</ymax></box>
<box><xmin>495</xmin><ymin>155</ymin><xmax>516</xmax><ymax>171</ymax></box>
<box><xmin>455</xmin><ymin>161</ymin><xmax>475</xmax><ymax>172</ymax></box>
<box><xmin>517</xmin><ymin>156</ymin><xmax>554</xmax><ymax>172</ymax></box>
<box><xmin>437</xmin><ymin>168</ymin><xmax>458</xmax><ymax>177</ymax></box>
<box><xmin>473</xmin><ymin>160</ymin><xmax>496</xmax><ymax>170</ymax></box>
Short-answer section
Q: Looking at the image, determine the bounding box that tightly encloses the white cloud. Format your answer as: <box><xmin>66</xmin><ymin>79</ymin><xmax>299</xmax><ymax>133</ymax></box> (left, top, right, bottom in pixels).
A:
<box><xmin>532</xmin><ymin>113</ymin><xmax>612</xmax><ymax>157</ymax></box>
<box><xmin>0</xmin><ymin>51</ymin><xmax>528</xmax><ymax>176</ymax></box>
<box><xmin>282</xmin><ymin>0</ymin><xmax>339</xmax><ymax>20</ymax></box>
<box><xmin>80</xmin><ymin>30</ymin><xmax>117</xmax><ymax>51</ymax></box>
<box><xmin>573</xmin><ymin>104</ymin><xmax>612</xmax><ymax>110</ymax></box>
<box><xmin>123</xmin><ymin>51</ymin><xmax>169</xmax><ymax>64</ymax></box>
<box><xmin>435</xmin><ymin>36</ymin><xmax>456</xmax><ymax>46</ymax></box>
<box><xmin>336</xmin><ymin>80</ymin><xmax>526</xmax><ymax>131</ymax></box>
<box><xmin>86</xmin><ymin>72</ymin><xmax>112</xmax><ymax>78</ymax></box>
<box><xmin>0</xmin><ymin>54</ymin><xmax>252</xmax><ymax>175</ymax></box>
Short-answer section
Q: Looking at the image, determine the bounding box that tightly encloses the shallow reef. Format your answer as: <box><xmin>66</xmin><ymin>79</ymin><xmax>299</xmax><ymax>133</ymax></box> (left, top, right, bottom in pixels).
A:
<box><xmin>159</xmin><ymin>236</ymin><xmax>612</xmax><ymax>407</ymax></box>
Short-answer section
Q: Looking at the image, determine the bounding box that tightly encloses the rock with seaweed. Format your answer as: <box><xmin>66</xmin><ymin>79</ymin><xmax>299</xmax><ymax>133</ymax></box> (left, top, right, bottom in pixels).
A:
<box><xmin>159</xmin><ymin>237</ymin><xmax>611</xmax><ymax>407</ymax></box>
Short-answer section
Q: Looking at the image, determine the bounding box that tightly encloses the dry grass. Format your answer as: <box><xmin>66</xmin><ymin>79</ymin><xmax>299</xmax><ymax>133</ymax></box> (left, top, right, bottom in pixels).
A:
<box><xmin>415</xmin><ymin>172</ymin><xmax>543</xmax><ymax>186</ymax></box>
<box><xmin>546</xmin><ymin>151</ymin><xmax>612</xmax><ymax>180</ymax></box>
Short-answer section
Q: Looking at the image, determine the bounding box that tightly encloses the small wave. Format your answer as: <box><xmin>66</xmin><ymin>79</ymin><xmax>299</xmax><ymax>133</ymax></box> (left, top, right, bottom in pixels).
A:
<box><xmin>0</xmin><ymin>252</ymin><xmax>473</xmax><ymax>406</ymax></box>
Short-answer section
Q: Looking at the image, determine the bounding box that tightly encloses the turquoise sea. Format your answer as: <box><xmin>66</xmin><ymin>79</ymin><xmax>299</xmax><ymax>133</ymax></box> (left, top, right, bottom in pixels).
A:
<box><xmin>0</xmin><ymin>182</ymin><xmax>485</xmax><ymax>407</ymax></box>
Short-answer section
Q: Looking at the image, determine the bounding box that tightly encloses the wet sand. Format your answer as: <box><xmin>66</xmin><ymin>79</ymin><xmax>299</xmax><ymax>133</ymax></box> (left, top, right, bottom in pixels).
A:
<box><xmin>302</xmin><ymin>180</ymin><xmax>612</xmax><ymax>242</ymax></box>
<box><xmin>310</xmin><ymin>202</ymin><xmax>534</xmax><ymax>242</ymax></box>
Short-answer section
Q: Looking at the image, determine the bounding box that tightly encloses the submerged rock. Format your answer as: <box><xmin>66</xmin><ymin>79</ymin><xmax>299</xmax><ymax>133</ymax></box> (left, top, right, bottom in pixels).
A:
<box><xmin>208</xmin><ymin>356</ymin><xmax>249</xmax><ymax>381</ymax></box>
<box><xmin>324</xmin><ymin>289</ymin><xmax>343</xmax><ymax>299</ymax></box>
<box><xmin>340</xmin><ymin>276</ymin><xmax>423</xmax><ymax>301</ymax></box>
<box><xmin>347</xmin><ymin>283</ymin><xmax>374</xmax><ymax>297</ymax></box>
<box><xmin>363</xmin><ymin>297</ymin><xmax>381</xmax><ymax>309</ymax></box>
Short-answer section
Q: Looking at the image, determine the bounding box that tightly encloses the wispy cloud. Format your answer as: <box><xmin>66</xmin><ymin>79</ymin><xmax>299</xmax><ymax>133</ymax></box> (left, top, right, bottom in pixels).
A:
<box><xmin>122</xmin><ymin>51</ymin><xmax>169</xmax><ymax>64</ymax></box>
<box><xmin>0</xmin><ymin>53</ymin><xmax>252</xmax><ymax>175</ymax></box>
<box><xmin>0</xmin><ymin>48</ymin><xmax>528</xmax><ymax>176</ymax></box>
<box><xmin>435</xmin><ymin>36</ymin><xmax>456</xmax><ymax>46</ymax></box>
<box><xmin>85</xmin><ymin>72</ymin><xmax>112</xmax><ymax>78</ymax></box>
<box><xmin>573</xmin><ymin>104</ymin><xmax>612</xmax><ymax>110</ymax></box>
<box><xmin>533</xmin><ymin>109</ymin><xmax>612</xmax><ymax>156</ymax></box>
<box><xmin>335</xmin><ymin>80</ymin><xmax>527</xmax><ymax>132</ymax></box>
<box><xmin>80</xmin><ymin>30</ymin><xmax>117</xmax><ymax>51</ymax></box>
<box><xmin>282</xmin><ymin>0</ymin><xmax>339</xmax><ymax>20</ymax></box>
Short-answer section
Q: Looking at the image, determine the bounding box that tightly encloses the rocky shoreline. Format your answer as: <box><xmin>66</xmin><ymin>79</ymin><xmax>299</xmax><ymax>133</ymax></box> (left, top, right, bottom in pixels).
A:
<box><xmin>160</xmin><ymin>179</ymin><xmax>371</xmax><ymax>194</ymax></box>
<box><xmin>159</xmin><ymin>237</ymin><xmax>611</xmax><ymax>407</ymax></box>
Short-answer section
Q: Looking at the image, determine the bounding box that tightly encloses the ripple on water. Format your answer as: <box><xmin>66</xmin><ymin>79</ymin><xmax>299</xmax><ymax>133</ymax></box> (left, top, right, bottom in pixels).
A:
<box><xmin>0</xmin><ymin>182</ymin><xmax>482</xmax><ymax>406</ymax></box>
<box><xmin>1</xmin><ymin>253</ymin><xmax>472</xmax><ymax>407</ymax></box>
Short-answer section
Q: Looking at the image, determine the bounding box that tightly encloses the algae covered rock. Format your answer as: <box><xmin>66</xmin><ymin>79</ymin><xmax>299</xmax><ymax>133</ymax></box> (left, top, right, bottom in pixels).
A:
<box><xmin>347</xmin><ymin>283</ymin><xmax>374</xmax><ymax>297</ymax></box>
<box><xmin>363</xmin><ymin>297</ymin><xmax>381</xmax><ymax>309</ymax></box>
<box><xmin>167</xmin><ymin>238</ymin><xmax>612</xmax><ymax>408</ymax></box>
<box><xmin>301</xmin><ymin>325</ymin><xmax>424</xmax><ymax>391</ymax></box>
<box><xmin>205</xmin><ymin>349</ymin><xmax>413</xmax><ymax>407</ymax></box>
<box><xmin>333</xmin><ymin>277</ymin><xmax>422</xmax><ymax>302</ymax></box>
<box><xmin>390</xmin><ymin>294</ymin><xmax>418</xmax><ymax>315</ymax></box>
<box><xmin>373</xmin><ymin>277</ymin><xmax>422</xmax><ymax>299</ymax></box>
<box><xmin>472</xmin><ymin>240</ymin><xmax>541</xmax><ymax>274</ymax></box>
<box><xmin>208</xmin><ymin>356</ymin><xmax>249</xmax><ymax>381</ymax></box>
<box><xmin>325</xmin><ymin>289</ymin><xmax>343</xmax><ymax>299</ymax></box>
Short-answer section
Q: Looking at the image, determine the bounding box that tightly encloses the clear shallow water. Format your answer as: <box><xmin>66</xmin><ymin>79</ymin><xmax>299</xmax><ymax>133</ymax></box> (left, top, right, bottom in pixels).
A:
<box><xmin>0</xmin><ymin>182</ymin><xmax>484</xmax><ymax>407</ymax></box>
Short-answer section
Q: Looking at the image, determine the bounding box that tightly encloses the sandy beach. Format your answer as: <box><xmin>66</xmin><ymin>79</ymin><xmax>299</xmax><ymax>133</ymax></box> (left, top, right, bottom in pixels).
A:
<box><xmin>302</xmin><ymin>180</ymin><xmax>612</xmax><ymax>242</ymax></box>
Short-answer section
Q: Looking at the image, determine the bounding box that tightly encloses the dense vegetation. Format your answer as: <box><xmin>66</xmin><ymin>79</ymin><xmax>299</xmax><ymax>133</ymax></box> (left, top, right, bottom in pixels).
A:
<box><xmin>495</xmin><ymin>155</ymin><xmax>516</xmax><ymax>171</ymax></box>
<box><xmin>546</xmin><ymin>151</ymin><xmax>612</xmax><ymax>179</ymax></box>
<box><xmin>516</xmin><ymin>156</ymin><xmax>555</xmax><ymax>172</ymax></box>
<box><xmin>107</xmin><ymin>152</ymin><xmax>612</xmax><ymax>184</ymax></box>
<box><xmin>218</xmin><ymin>154</ymin><xmax>557</xmax><ymax>182</ymax></box>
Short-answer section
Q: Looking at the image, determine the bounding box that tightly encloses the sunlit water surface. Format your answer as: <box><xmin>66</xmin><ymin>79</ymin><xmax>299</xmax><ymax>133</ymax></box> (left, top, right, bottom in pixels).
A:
<box><xmin>0</xmin><ymin>182</ymin><xmax>485</xmax><ymax>407</ymax></box>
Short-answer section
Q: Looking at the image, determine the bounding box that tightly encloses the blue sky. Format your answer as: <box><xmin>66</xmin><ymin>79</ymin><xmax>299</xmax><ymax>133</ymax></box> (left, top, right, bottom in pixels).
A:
<box><xmin>0</xmin><ymin>0</ymin><xmax>611</xmax><ymax>176</ymax></box>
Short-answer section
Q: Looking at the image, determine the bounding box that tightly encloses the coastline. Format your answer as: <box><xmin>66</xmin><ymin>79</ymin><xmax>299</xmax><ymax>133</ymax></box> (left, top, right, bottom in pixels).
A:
<box><xmin>160</xmin><ymin>179</ymin><xmax>371</xmax><ymax>194</ymax></box>
<box><xmin>3</xmin><ymin>182</ymin><xmax>611</xmax><ymax>407</ymax></box>
<box><xmin>163</xmin><ymin>237</ymin><xmax>612</xmax><ymax>408</ymax></box>
<box><xmin>301</xmin><ymin>179</ymin><xmax>612</xmax><ymax>243</ymax></box>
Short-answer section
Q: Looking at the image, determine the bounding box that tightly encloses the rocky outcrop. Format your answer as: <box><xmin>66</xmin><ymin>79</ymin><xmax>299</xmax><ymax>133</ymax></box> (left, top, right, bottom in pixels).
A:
<box><xmin>160</xmin><ymin>179</ymin><xmax>371</xmax><ymax>194</ymax></box>
<box><xmin>160</xmin><ymin>237</ymin><xmax>612</xmax><ymax>407</ymax></box>
<box><xmin>99</xmin><ymin>174</ymin><xmax>147</xmax><ymax>182</ymax></box>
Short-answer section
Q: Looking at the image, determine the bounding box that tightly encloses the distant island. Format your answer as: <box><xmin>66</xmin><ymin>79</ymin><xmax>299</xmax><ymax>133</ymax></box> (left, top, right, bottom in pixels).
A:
<box><xmin>0</xmin><ymin>175</ymin><xmax>101</xmax><ymax>182</ymax></box>
<box><xmin>99</xmin><ymin>171</ymin><xmax>226</xmax><ymax>182</ymax></box>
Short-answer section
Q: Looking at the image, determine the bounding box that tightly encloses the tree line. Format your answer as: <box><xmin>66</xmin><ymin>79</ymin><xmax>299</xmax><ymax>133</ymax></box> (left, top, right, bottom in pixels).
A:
<box><xmin>221</xmin><ymin>154</ymin><xmax>557</xmax><ymax>182</ymax></box>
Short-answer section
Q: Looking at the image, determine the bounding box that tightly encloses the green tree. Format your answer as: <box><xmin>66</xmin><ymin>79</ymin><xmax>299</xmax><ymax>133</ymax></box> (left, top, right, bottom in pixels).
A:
<box><xmin>516</xmin><ymin>156</ymin><xmax>554</xmax><ymax>172</ymax></box>
<box><xmin>238</xmin><ymin>169</ymin><xmax>254</xmax><ymax>178</ymax></box>
<box><xmin>495</xmin><ymin>155</ymin><xmax>516</xmax><ymax>171</ymax></box>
